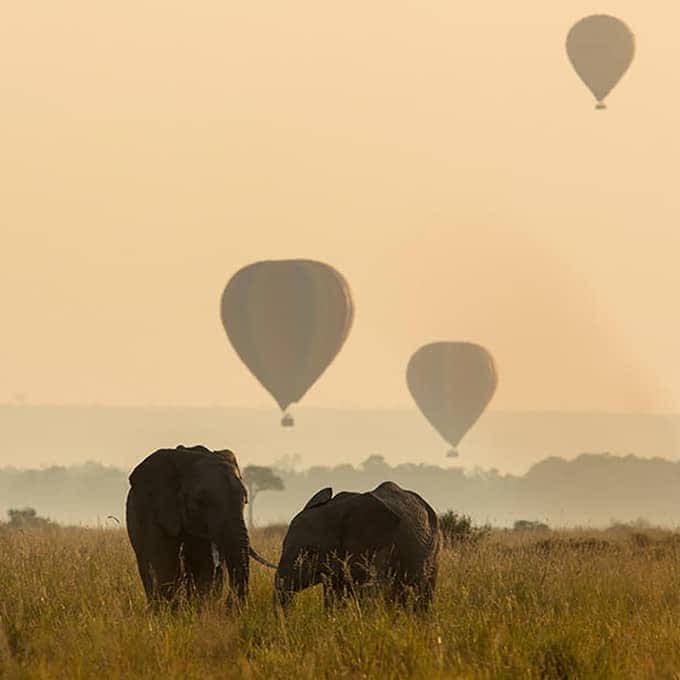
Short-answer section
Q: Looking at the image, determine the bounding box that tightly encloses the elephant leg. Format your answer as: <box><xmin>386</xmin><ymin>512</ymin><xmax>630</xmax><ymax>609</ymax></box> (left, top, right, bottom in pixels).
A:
<box><xmin>385</xmin><ymin>560</ymin><xmax>420</xmax><ymax>609</ymax></box>
<box><xmin>147</xmin><ymin>534</ymin><xmax>182</xmax><ymax>603</ymax></box>
<box><xmin>322</xmin><ymin>581</ymin><xmax>334</xmax><ymax>609</ymax></box>
<box><xmin>183</xmin><ymin>536</ymin><xmax>223</xmax><ymax>599</ymax></box>
<box><xmin>138</xmin><ymin>536</ymin><xmax>182</xmax><ymax>604</ymax></box>
<box><xmin>127</xmin><ymin>493</ymin><xmax>153</xmax><ymax>598</ymax></box>
<box><xmin>417</xmin><ymin>563</ymin><xmax>437</xmax><ymax>610</ymax></box>
<box><xmin>127</xmin><ymin>492</ymin><xmax>181</xmax><ymax>604</ymax></box>
<box><xmin>389</xmin><ymin>578</ymin><xmax>415</xmax><ymax>609</ymax></box>
<box><xmin>392</xmin><ymin>570</ymin><xmax>432</xmax><ymax>612</ymax></box>
<box><xmin>322</xmin><ymin>572</ymin><xmax>348</xmax><ymax>609</ymax></box>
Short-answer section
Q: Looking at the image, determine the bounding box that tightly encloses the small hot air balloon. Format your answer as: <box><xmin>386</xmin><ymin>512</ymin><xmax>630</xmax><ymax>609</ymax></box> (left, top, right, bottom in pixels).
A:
<box><xmin>566</xmin><ymin>15</ymin><xmax>635</xmax><ymax>109</ymax></box>
<box><xmin>407</xmin><ymin>342</ymin><xmax>497</xmax><ymax>457</ymax></box>
<box><xmin>220</xmin><ymin>259</ymin><xmax>354</xmax><ymax>426</ymax></box>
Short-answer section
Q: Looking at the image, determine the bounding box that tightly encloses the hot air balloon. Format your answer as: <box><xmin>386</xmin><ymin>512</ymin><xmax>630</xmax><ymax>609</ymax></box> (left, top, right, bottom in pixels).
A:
<box><xmin>220</xmin><ymin>259</ymin><xmax>354</xmax><ymax>426</ymax></box>
<box><xmin>566</xmin><ymin>15</ymin><xmax>635</xmax><ymax>109</ymax></box>
<box><xmin>406</xmin><ymin>342</ymin><xmax>497</xmax><ymax>457</ymax></box>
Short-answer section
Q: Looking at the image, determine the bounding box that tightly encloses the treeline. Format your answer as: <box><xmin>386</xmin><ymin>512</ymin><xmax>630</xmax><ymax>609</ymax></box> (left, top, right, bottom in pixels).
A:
<box><xmin>2</xmin><ymin>453</ymin><xmax>680</xmax><ymax>527</ymax></box>
<box><xmin>0</xmin><ymin>461</ymin><xmax>125</xmax><ymax>526</ymax></box>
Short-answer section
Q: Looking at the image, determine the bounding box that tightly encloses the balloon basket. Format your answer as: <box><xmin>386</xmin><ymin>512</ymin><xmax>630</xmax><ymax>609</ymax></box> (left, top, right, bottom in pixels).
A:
<box><xmin>446</xmin><ymin>448</ymin><xmax>459</xmax><ymax>459</ymax></box>
<box><xmin>281</xmin><ymin>413</ymin><xmax>295</xmax><ymax>427</ymax></box>
<box><xmin>595</xmin><ymin>102</ymin><xmax>607</xmax><ymax>110</ymax></box>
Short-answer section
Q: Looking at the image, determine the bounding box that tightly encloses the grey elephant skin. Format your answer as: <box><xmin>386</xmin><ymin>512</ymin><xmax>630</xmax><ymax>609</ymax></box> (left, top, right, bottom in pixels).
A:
<box><xmin>126</xmin><ymin>444</ymin><xmax>273</xmax><ymax>604</ymax></box>
<box><xmin>275</xmin><ymin>481</ymin><xmax>440</xmax><ymax>609</ymax></box>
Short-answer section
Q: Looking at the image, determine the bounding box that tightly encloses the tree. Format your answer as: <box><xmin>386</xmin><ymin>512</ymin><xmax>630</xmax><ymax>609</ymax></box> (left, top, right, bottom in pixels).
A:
<box><xmin>242</xmin><ymin>466</ymin><xmax>284</xmax><ymax>529</ymax></box>
<box><xmin>361</xmin><ymin>454</ymin><xmax>389</xmax><ymax>472</ymax></box>
<box><xmin>6</xmin><ymin>507</ymin><xmax>54</xmax><ymax>528</ymax></box>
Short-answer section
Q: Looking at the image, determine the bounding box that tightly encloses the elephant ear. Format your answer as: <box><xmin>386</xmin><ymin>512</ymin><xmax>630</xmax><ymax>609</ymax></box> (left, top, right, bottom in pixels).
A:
<box><xmin>214</xmin><ymin>449</ymin><xmax>248</xmax><ymax>501</ymax></box>
<box><xmin>304</xmin><ymin>487</ymin><xmax>333</xmax><ymax>510</ymax></box>
<box><xmin>129</xmin><ymin>449</ymin><xmax>182</xmax><ymax>537</ymax></box>
<box><xmin>341</xmin><ymin>493</ymin><xmax>400</xmax><ymax>556</ymax></box>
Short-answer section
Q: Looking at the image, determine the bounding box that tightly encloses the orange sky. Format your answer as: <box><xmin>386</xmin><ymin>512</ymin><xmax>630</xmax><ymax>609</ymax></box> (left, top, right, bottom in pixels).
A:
<box><xmin>2</xmin><ymin>1</ymin><xmax>680</xmax><ymax>412</ymax></box>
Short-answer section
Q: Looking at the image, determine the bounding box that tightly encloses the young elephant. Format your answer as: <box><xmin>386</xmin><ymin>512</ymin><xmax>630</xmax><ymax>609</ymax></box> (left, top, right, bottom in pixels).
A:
<box><xmin>275</xmin><ymin>481</ymin><xmax>440</xmax><ymax>609</ymax></box>
<box><xmin>126</xmin><ymin>445</ymin><xmax>274</xmax><ymax>604</ymax></box>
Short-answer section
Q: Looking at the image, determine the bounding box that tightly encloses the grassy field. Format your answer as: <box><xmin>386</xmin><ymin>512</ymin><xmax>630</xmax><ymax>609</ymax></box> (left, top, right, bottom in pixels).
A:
<box><xmin>1</xmin><ymin>525</ymin><xmax>680</xmax><ymax>679</ymax></box>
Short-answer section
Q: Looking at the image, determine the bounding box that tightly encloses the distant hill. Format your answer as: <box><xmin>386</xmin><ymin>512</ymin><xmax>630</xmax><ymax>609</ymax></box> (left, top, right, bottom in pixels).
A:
<box><xmin>2</xmin><ymin>452</ymin><xmax>680</xmax><ymax>528</ymax></box>
<box><xmin>1</xmin><ymin>405</ymin><xmax>679</xmax><ymax>475</ymax></box>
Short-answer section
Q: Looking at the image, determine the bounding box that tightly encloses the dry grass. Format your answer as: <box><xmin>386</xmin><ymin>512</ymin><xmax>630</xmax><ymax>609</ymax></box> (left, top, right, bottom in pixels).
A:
<box><xmin>1</xmin><ymin>525</ymin><xmax>680</xmax><ymax>679</ymax></box>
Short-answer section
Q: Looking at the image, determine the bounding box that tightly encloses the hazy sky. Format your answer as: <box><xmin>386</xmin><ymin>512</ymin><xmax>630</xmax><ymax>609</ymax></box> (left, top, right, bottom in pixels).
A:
<box><xmin>3</xmin><ymin>2</ymin><xmax>680</xmax><ymax>413</ymax></box>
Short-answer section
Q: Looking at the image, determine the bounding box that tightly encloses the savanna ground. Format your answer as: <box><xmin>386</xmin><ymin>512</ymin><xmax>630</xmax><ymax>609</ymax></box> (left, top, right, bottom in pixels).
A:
<box><xmin>1</xmin><ymin>524</ymin><xmax>680</xmax><ymax>679</ymax></box>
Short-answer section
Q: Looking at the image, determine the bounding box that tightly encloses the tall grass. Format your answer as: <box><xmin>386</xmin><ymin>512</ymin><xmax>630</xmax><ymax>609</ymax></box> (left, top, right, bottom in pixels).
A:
<box><xmin>1</xmin><ymin>525</ymin><xmax>680</xmax><ymax>678</ymax></box>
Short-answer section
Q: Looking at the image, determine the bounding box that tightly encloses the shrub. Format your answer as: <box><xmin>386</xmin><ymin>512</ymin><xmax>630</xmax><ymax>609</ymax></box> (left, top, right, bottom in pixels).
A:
<box><xmin>608</xmin><ymin>517</ymin><xmax>652</xmax><ymax>531</ymax></box>
<box><xmin>513</xmin><ymin>519</ymin><xmax>550</xmax><ymax>532</ymax></box>
<box><xmin>438</xmin><ymin>510</ymin><xmax>489</xmax><ymax>546</ymax></box>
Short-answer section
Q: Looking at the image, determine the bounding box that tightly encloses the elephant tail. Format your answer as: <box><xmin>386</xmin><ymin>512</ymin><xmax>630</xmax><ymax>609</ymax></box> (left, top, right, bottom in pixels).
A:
<box><xmin>420</xmin><ymin>498</ymin><xmax>441</xmax><ymax>559</ymax></box>
<box><xmin>249</xmin><ymin>546</ymin><xmax>277</xmax><ymax>569</ymax></box>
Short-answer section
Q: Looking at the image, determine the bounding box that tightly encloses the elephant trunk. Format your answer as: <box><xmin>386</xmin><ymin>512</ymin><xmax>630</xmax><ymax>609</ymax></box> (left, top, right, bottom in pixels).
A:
<box><xmin>219</xmin><ymin>514</ymin><xmax>250</xmax><ymax>602</ymax></box>
<box><xmin>274</xmin><ymin>549</ymin><xmax>319</xmax><ymax>609</ymax></box>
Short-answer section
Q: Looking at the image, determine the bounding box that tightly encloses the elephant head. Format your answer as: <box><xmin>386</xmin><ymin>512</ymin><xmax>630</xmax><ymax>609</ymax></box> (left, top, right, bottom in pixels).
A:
<box><xmin>275</xmin><ymin>487</ymin><xmax>400</xmax><ymax>606</ymax></box>
<box><xmin>129</xmin><ymin>445</ymin><xmax>254</xmax><ymax>596</ymax></box>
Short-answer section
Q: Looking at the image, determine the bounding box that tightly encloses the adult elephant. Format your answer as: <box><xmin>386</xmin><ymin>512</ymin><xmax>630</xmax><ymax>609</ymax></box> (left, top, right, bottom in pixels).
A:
<box><xmin>126</xmin><ymin>444</ymin><xmax>275</xmax><ymax>604</ymax></box>
<box><xmin>275</xmin><ymin>481</ymin><xmax>440</xmax><ymax>609</ymax></box>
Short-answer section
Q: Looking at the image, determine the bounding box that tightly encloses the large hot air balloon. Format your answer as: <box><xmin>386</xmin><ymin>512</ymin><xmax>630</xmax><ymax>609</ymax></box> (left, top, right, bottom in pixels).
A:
<box><xmin>406</xmin><ymin>342</ymin><xmax>497</xmax><ymax>458</ymax></box>
<box><xmin>566</xmin><ymin>15</ymin><xmax>635</xmax><ymax>109</ymax></box>
<box><xmin>220</xmin><ymin>259</ymin><xmax>354</xmax><ymax>426</ymax></box>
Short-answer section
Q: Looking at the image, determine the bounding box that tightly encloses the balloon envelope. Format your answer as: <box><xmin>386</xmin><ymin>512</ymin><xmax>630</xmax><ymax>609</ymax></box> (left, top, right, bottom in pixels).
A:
<box><xmin>407</xmin><ymin>342</ymin><xmax>497</xmax><ymax>451</ymax></box>
<box><xmin>221</xmin><ymin>260</ymin><xmax>354</xmax><ymax>417</ymax></box>
<box><xmin>566</xmin><ymin>15</ymin><xmax>635</xmax><ymax>108</ymax></box>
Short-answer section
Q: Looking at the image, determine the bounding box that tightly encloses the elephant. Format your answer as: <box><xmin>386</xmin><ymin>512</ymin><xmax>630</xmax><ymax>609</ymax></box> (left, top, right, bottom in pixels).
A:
<box><xmin>126</xmin><ymin>444</ymin><xmax>275</xmax><ymax>604</ymax></box>
<box><xmin>275</xmin><ymin>481</ymin><xmax>440</xmax><ymax>610</ymax></box>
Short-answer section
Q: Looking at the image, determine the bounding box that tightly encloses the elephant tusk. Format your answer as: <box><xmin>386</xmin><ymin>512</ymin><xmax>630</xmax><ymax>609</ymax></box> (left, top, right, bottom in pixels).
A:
<box><xmin>249</xmin><ymin>546</ymin><xmax>277</xmax><ymax>569</ymax></box>
<box><xmin>210</xmin><ymin>542</ymin><xmax>221</xmax><ymax>571</ymax></box>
